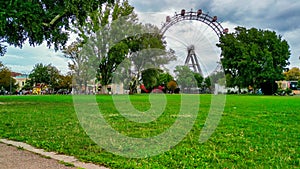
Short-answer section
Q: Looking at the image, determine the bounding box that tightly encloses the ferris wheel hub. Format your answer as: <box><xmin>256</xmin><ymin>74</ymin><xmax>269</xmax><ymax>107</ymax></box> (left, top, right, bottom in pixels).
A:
<box><xmin>187</xmin><ymin>45</ymin><xmax>195</xmax><ymax>51</ymax></box>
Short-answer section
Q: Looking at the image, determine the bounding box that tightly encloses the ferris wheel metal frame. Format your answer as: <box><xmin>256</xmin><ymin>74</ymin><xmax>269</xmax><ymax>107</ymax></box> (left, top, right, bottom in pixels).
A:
<box><xmin>160</xmin><ymin>9</ymin><xmax>228</xmax><ymax>76</ymax></box>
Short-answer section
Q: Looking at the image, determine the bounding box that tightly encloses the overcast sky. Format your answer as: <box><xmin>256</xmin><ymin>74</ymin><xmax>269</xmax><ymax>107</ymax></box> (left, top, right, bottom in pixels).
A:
<box><xmin>1</xmin><ymin>0</ymin><xmax>299</xmax><ymax>75</ymax></box>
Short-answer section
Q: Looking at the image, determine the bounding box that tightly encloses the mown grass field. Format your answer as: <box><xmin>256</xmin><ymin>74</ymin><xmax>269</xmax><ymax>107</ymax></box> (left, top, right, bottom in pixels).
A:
<box><xmin>0</xmin><ymin>94</ymin><xmax>299</xmax><ymax>168</ymax></box>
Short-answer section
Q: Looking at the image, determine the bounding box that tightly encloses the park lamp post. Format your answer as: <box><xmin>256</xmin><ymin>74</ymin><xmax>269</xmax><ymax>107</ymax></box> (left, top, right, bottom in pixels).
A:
<box><xmin>8</xmin><ymin>66</ymin><xmax>15</xmax><ymax>95</ymax></box>
<box><xmin>9</xmin><ymin>71</ymin><xmax>12</xmax><ymax>95</ymax></box>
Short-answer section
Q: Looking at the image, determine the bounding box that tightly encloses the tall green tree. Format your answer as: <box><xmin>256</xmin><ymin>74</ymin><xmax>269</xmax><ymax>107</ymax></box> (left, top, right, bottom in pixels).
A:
<box><xmin>174</xmin><ymin>65</ymin><xmax>197</xmax><ymax>93</ymax></box>
<box><xmin>48</xmin><ymin>65</ymin><xmax>61</xmax><ymax>90</ymax></box>
<box><xmin>28</xmin><ymin>63</ymin><xmax>61</xmax><ymax>90</ymax></box>
<box><xmin>28</xmin><ymin>63</ymin><xmax>50</xmax><ymax>85</ymax></box>
<box><xmin>0</xmin><ymin>0</ymin><xmax>114</xmax><ymax>56</ymax></box>
<box><xmin>63</xmin><ymin>42</ymin><xmax>94</xmax><ymax>94</ymax></box>
<box><xmin>217</xmin><ymin>26</ymin><xmax>290</xmax><ymax>94</ymax></box>
<box><xmin>67</xmin><ymin>0</ymin><xmax>137</xmax><ymax>94</ymax></box>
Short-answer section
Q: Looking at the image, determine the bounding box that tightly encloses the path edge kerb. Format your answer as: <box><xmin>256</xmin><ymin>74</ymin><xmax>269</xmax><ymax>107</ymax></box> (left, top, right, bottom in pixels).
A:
<box><xmin>0</xmin><ymin>138</ymin><xmax>108</xmax><ymax>169</ymax></box>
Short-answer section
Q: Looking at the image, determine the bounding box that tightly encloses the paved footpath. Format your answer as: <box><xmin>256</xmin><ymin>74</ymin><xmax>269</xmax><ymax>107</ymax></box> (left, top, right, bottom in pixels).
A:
<box><xmin>0</xmin><ymin>139</ymin><xmax>108</xmax><ymax>169</ymax></box>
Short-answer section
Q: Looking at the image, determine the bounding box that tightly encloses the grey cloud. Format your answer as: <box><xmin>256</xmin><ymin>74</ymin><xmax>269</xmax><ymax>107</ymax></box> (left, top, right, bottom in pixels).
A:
<box><xmin>131</xmin><ymin>0</ymin><xmax>300</xmax><ymax>32</ymax></box>
<box><xmin>210</xmin><ymin>0</ymin><xmax>300</xmax><ymax>31</ymax></box>
<box><xmin>129</xmin><ymin>0</ymin><xmax>210</xmax><ymax>13</ymax></box>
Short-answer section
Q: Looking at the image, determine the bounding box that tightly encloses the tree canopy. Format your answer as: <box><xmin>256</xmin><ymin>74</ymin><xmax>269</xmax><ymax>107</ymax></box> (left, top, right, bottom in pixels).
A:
<box><xmin>158</xmin><ymin>72</ymin><xmax>174</xmax><ymax>87</ymax></box>
<box><xmin>141</xmin><ymin>68</ymin><xmax>163</xmax><ymax>89</ymax></box>
<box><xmin>174</xmin><ymin>65</ymin><xmax>197</xmax><ymax>92</ymax></box>
<box><xmin>28</xmin><ymin>63</ymin><xmax>59</xmax><ymax>88</ymax></box>
<box><xmin>167</xmin><ymin>80</ymin><xmax>177</xmax><ymax>93</ymax></box>
<box><xmin>110</xmin><ymin>31</ymin><xmax>175</xmax><ymax>94</ymax></box>
<box><xmin>64</xmin><ymin>0</ymin><xmax>134</xmax><ymax>93</ymax></box>
<box><xmin>217</xmin><ymin>26</ymin><xmax>291</xmax><ymax>94</ymax></box>
<box><xmin>0</xmin><ymin>0</ymin><xmax>113</xmax><ymax>56</ymax></box>
<box><xmin>26</xmin><ymin>63</ymin><xmax>72</xmax><ymax>92</ymax></box>
<box><xmin>284</xmin><ymin>67</ymin><xmax>300</xmax><ymax>81</ymax></box>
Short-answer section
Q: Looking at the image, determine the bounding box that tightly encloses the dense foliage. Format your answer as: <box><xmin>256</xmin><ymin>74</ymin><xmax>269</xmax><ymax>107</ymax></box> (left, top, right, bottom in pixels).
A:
<box><xmin>0</xmin><ymin>0</ymin><xmax>113</xmax><ymax>56</ymax></box>
<box><xmin>141</xmin><ymin>68</ymin><xmax>163</xmax><ymax>89</ymax></box>
<box><xmin>284</xmin><ymin>67</ymin><xmax>300</xmax><ymax>81</ymax></box>
<box><xmin>27</xmin><ymin>63</ymin><xmax>72</xmax><ymax>92</ymax></box>
<box><xmin>218</xmin><ymin>27</ymin><xmax>291</xmax><ymax>94</ymax></box>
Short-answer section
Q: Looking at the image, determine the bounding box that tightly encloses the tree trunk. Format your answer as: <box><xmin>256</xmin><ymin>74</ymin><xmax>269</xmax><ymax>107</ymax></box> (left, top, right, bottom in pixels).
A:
<box><xmin>84</xmin><ymin>81</ymin><xmax>88</xmax><ymax>94</ymax></box>
<box><xmin>101</xmin><ymin>85</ymin><xmax>108</xmax><ymax>94</ymax></box>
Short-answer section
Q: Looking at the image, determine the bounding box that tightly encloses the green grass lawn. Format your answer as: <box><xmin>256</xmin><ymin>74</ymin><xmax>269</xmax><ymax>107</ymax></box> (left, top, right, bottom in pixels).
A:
<box><xmin>0</xmin><ymin>94</ymin><xmax>299</xmax><ymax>168</ymax></box>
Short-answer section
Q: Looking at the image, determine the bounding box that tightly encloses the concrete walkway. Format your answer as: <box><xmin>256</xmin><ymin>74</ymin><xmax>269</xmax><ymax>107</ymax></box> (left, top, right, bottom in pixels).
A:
<box><xmin>0</xmin><ymin>139</ymin><xmax>108</xmax><ymax>169</ymax></box>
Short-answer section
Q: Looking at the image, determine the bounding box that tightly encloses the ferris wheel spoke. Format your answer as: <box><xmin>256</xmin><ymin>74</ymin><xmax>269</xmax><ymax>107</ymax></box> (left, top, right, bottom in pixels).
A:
<box><xmin>165</xmin><ymin>34</ymin><xmax>189</xmax><ymax>48</ymax></box>
<box><xmin>191</xmin><ymin>22</ymin><xmax>209</xmax><ymax>45</ymax></box>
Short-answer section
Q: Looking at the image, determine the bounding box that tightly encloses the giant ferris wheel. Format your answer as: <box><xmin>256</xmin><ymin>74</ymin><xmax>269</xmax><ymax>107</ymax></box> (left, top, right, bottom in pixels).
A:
<box><xmin>160</xmin><ymin>9</ymin><xmax>228</xmax><ymax>77</ymax></box>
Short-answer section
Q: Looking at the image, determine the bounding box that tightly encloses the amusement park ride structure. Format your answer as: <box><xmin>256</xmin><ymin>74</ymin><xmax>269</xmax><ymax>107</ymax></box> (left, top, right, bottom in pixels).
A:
<box><xmin>160</xmin><ymin>9</ymin><xmax>228</xmax><ymax>76</ymax></box>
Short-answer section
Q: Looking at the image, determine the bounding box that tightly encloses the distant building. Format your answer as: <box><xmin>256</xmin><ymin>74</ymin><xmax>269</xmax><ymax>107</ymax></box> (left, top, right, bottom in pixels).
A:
<box><xmin>276</xmin><ymin>80</ymin><xmax>300</xmax><ymax>95</ymax></box>
<box><xmin>277</xmin><ymin>81</ymin><xmax>297</xmax><ymax>90</ymax></box>
<box><xmin>110</xmin><ymin>83</ymin><xmax>126</xmax><ymax>94</ymax></box>
<box><xmin>13</xmin><ymin>75</ymin><xmax>29</xmax><ymax>90</ymax></box>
